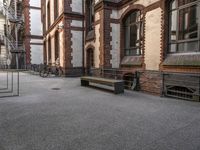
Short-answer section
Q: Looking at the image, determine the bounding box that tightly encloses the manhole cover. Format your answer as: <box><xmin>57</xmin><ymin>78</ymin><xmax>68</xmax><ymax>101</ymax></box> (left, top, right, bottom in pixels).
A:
<box><xmin>51</xmin><ymin>88</ymin><xmax>61</xmax><ymax>90</ymax></box>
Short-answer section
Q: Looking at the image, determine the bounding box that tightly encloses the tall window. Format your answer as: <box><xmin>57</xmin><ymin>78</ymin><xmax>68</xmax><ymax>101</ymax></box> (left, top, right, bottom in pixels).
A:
<box><xmin>48</xmin><ymin>38</ymin><xmax>51</xmax><ymax>63</ymax></box>
<box><xmin>47</xmin><ymin>2</ymin><xmax>51</xmax><ymax>28</ymax></box>
<box><xmin>124</xmin><ymin>10</ymin><xmax>143</xmax><ymax>56</ymax></box>
<box><xmin>168</xmin><ymin>0</ymin><xmax>200</xmax><ymax>53</ymax></box>
<box><xmin>54</xmin><ymin>0</ymin><xmax>59</xmax><ymax>20</ymax></box>
<box><xmin>55</xmin><ymin>31</ymin><xmax>60</xmax><ymax>60</ymax></box>
<box><xmin>0</xmin><ymin>43</ymin><xmax>1</xmax><ymax>55</ymax></box>
<box><xmin>87</xmin><ymin>0</ymin><xmax>94</xmax><ymax>31</ymax></box>
<box><xmin>87</xmin><ymin>49</ymin><xmax>94</xmax><ymax>68</ymax></box>
<box><xmin>44</xmin><ymin>41</ymin><xmax>47</xmax><ymax>63</ymax></box>
<box><xmin>43</xmin><ymin>14</ymin><xmax>46</xmax><ymax>32</ymax></box>
<box><xmin>0</xmin><ymin>35</ymin><xmax>2</xmax><ymax>54</ymax></box>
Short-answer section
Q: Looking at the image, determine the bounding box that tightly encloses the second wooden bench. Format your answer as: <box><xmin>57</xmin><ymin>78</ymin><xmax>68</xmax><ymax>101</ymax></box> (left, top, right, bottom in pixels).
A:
<box><xmin>81</xmin><ymin>76</ymin><xmax>124</xmax><ymax>94</ymax></box>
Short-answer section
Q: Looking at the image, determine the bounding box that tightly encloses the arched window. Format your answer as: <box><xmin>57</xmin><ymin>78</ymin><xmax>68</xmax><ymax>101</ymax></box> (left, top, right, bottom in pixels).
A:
<box><xmin>168</xmin><ymin>0</ymin><xmax>200</xmax><ymax>53</ymax></box>
<box><xmin>124</xmin><ymin>10</ymin><xmax>143</xmax><ymax>56</ymax></box>
<box><xmin>55</xmin><ymin>31</ymin><xmax>60</xmax><ymax>60</ymax></box>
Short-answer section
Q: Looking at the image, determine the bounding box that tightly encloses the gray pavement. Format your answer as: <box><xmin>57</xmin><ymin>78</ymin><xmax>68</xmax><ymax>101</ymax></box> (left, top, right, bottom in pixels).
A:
<box><xmin>0</xmin><ymin>72</ymin><xmax>200</xmax><ymax>150</ymax></box>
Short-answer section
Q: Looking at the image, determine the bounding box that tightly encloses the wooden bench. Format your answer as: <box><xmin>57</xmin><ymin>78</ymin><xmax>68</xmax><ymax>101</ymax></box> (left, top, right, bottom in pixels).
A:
<box><xmin>81</xmin><ymin>76</ymin><xmax>124</xmax><ymax>94</ymax></box>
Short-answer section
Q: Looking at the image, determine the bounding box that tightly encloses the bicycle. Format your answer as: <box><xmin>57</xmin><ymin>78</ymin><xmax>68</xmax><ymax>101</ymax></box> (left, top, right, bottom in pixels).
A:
<box><xmin>39</xmin><ymin>63</ymin><xmax>63</xmax><ymax>77</ymax></box>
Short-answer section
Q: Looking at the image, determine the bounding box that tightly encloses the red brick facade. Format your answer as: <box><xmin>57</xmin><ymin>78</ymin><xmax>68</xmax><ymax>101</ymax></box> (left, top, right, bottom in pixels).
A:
<box><xmin>23</xmin><ymin>0</ymin><xmax>31</xmax><ymax>65</ymax></box>
<box><xmin>42</xmin><ymin>0</ymin><xmax>200</xmax><ymax>98</ymax></box>
<box><xmin>23</xmin><ymin>0</ymin><xmax>43</xmax><ymax>65</ymax></box>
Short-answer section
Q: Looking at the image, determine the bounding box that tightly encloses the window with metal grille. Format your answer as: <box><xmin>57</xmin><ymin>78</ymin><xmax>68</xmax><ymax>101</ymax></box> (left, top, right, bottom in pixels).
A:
<box><xmin>163</xmin><ymin>73</ymin><xmax>200</xmax><ymax>101</ymax></box>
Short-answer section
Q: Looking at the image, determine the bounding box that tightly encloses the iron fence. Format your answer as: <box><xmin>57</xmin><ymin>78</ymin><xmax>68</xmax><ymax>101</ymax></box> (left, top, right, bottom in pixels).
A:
<box><xmin>0</xmin><ymin>69</ymin><xmax>20</xmax><ymax>98</ymax></box>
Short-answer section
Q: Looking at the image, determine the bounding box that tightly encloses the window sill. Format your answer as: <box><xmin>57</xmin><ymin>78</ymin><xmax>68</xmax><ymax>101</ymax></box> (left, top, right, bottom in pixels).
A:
<box><xmin>86</xmin><ymin>30</ymin><xmax>95</xmax><ymax>42</ymax></box>
<box><xmin>163</xmin><ymin>54</ymin><xmax>200</xmax><ymax>66</ymax></box>
<box><xmin>120</xmin><ymin>56</ymin><xmax>143</xmax><ymax>66</ymax></box>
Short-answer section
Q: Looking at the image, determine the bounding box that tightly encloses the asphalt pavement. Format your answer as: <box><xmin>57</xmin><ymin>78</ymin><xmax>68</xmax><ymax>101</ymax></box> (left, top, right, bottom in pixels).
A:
<box><xmin>0</xmin><ymin>72</ymin><xmax>200</xmax><ymax>150</ymax></box>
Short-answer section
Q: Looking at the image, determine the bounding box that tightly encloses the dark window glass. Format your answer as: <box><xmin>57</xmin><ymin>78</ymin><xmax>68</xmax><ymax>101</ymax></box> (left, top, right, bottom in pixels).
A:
<box><xmin>178</xmin><ymin>5</ymin><xmax>198</xmax><ymax>40</ymax></box>
<box><xmin>54</xmin><ymin>0</ymin><xmax>59</xmax><ymax>20</ymax></box>
<box><xmin>87</xmin><ymin>0</ymin><xmax>94</xmax><ymax>31</ymax></box>
<box><xmin>0</xmin><ymin>42</ymin><xmax>1</xmax><ymax>54</ymax></box>
<box><xmin>44</xmin><ymin>41</ymin><xmax>47</xmax><ymax>63</ymax></box>
<box><xmin>89</xmin><ymin>49</ymin><xmax>94</xmax><ymax>68</ymax></box>
<box><xmin>178</xmin><ymin>0</ymin><xmax>197</xmax><ymax>6</ymax></box>
<box><xmin>168</xmin><ymin>0</ymin><xmax>200</xmax><ymax>53</ymax></box>
<box><xmin>169</xmin><ymin>10</ymin><xmax>177</xmax><ymax>42</ymax></box>
<box><xmin>55</xmin><ymin>32</ymin><xmax>60</xmax><ymax>60</ymax></box>
<box><xmin>124</xmin><ymin>10</ymin><xmax>142</xmax><ymax>56</ymax></box>
<box><xmin>47</xmin><ymin>2</ymin><xmax>51</xmax><ymax>28</ymax></box>
<box><xmin>48</xmin><ymin>38</ymin><xmax>51</xmax><ymax>63</ymax></box>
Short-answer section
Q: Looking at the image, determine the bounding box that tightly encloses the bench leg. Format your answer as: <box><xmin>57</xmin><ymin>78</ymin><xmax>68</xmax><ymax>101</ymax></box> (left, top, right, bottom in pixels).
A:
<box><xmin>114</xmin><ymin>82</ymin><xmax>124</xmax><ymax>94</ymax></box>
<box><xmin>81</xmin><ymin>80</ymin><xmax>89</xmax><ymax>86</ymax></box>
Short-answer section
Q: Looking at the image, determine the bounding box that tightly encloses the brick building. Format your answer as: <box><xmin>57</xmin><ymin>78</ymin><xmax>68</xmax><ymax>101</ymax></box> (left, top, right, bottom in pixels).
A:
<box><xmin>41</xmin><ymin>0</ymin><xmax>200</xmax><ymax>101</ymax></box>
<box><xmin>41</xmin><ymin>0</ymin><xmax>84</xmax><ymax>76</ymax></box>
<box><xmin>23</xmin><ymin>0</ymin><xmax>43</xmax><ymax>65</ymax></box>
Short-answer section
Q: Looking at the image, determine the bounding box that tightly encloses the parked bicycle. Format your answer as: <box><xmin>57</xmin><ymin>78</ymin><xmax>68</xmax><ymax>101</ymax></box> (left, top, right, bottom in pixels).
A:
<box><xmin>39</xmin><ymin>63</ymin><xmax>63</xmax><ymax>77</ymax></box>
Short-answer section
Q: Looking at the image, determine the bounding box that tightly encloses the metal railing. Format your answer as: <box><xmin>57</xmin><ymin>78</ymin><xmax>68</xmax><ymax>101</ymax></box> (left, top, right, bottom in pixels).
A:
<box><xmin>4</xmin><ymin>32</ymin><xmax>25</xmax><ymax>52</ymax></box>
<box><xmin>0</xmin><ymin>69</ymin><xmax>20</xmax><ymax>98</ymax></box>
<box><xmin>0</xmin><ymin>1</ymin><xmax>23</xmax><ymax>23</ymax></box>
<box><xmin>0</xmin><ymin>1</ymin><xmax>24</xmax><ymax>50</ymax></box>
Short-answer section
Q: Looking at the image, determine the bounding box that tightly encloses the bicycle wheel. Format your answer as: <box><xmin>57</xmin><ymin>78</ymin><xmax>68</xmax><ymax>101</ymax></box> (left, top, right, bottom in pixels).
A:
<box><xmin>59</xmin><ymin>68</ymin><xmax>63</xmax><ymax>76</ymax></box>
<box><xmin>54</xmin><ymin>67</ymin><xmax>63</xmax><ymax>77</ymax></box>
<box><xmin>40</xmin><ymin>69</ymin><xmax>49</xmax><ymax>77</ymax></box>
<box><xmin>55</xmin><ymin>68</ymin><xmax>59</xmax><ymax>76</ymax></box>
<box><xmin>58</xmin><ymin>68</ymin><xmax>63</xmax><ymax>77</ymax></box>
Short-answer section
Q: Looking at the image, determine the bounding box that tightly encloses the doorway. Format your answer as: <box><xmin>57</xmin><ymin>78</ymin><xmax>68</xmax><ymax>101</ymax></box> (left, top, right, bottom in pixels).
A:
<box><xmin>86</xmin><ymin>48</ymin><xmax>94</xmax><ymax>75</ymax></box>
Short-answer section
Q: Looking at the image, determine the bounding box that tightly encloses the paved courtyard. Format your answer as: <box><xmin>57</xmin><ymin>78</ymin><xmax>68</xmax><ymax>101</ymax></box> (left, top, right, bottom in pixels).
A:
<box><xmin>0</xmin><ymin>72</ymin><xmax>200</xmax><ymax>150</ymax></box>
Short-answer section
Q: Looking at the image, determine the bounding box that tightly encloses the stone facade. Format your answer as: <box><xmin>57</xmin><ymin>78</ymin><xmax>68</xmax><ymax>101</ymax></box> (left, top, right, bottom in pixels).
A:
<box><xmin>41</xmin><ymin>0</ymin><xmax>200</xmax><ymax>97</ymax></box>
<box><xmin>41</xmin><ymin>0</ymin><xmax>84</xmax><ymax>76</ymax></box>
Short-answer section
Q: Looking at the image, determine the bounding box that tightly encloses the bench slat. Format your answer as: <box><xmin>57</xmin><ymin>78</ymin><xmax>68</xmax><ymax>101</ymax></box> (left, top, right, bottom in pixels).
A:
<box><xmin>81</xmin><ymin>76</ymin><xmax>123</xmax><ymax>84</ymax></box>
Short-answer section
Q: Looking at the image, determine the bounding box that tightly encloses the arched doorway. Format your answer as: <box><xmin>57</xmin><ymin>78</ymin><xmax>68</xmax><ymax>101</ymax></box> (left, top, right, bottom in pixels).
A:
<box><xmin>86</xmin><ymin>48</ymin><xmax>94</xmax><ymax>75</ymax></box>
